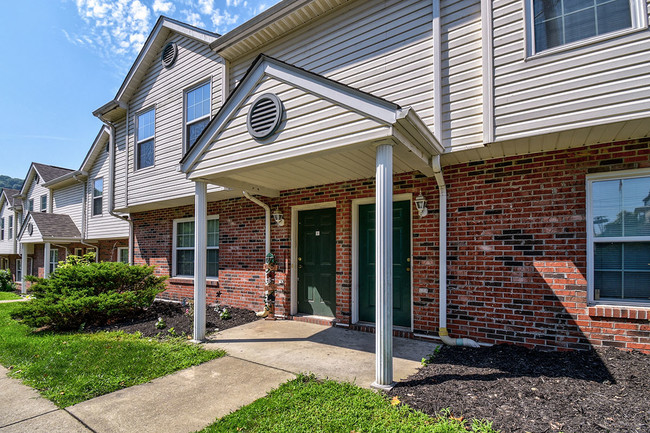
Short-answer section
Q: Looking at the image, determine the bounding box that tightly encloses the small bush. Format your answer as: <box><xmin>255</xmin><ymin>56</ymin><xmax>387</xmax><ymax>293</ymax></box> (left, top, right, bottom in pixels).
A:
<box><xmin>11</xmin><ymin>259</ymin><xmax>167</xmax><ymax>330</ymax></box>
<box><xmin>0</xmin><ymin>269</ymin><xmax>15</xmax><ymax>292</ymax></box>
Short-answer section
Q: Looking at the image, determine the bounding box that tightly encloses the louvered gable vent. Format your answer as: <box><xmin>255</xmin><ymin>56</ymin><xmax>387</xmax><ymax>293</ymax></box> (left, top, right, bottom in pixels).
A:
<box><xmin>161</xmin><ymin>42</ymin><xmax>178</xmax><ymax>68</ymax></box>
<box><xmin>247</xmin><ymin>94</ymin><xmax>284</xmax><ymax>139</ymax></box>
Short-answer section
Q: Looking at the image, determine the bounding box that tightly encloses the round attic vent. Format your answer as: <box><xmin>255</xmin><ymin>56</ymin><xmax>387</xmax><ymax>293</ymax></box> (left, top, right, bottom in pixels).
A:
<box><xmin>247</xmin><ymin>94</ymin><xmax>284</xmax><ymax>139</ymax></box>
<box><xmin>161</xmin><ymin>42</ymin><xmax>178</xmax><ymax>68</ymax></box>
<box><xmin>28</xmin><ymin>223</ymin><xmax>33</xmax><ymax>236</ymax></box>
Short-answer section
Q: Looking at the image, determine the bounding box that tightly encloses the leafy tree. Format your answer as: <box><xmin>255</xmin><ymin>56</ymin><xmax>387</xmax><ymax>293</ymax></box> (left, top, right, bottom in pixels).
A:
<box><xmin>0</xmin><ymin>175</ymin><xmax>24</xmax><ymax>193</ymax></box>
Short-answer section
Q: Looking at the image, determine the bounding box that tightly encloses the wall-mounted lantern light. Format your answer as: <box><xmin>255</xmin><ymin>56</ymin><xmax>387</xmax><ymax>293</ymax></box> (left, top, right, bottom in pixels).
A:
<box><xmin>272</xmin><ymin>207</ymin><xmax>285</xmax><ymax>226</ymax></box>
<box><xmin>415</xmin><ymin>191</ymin><xmax>428</xmax><ymax>218</ymax></box>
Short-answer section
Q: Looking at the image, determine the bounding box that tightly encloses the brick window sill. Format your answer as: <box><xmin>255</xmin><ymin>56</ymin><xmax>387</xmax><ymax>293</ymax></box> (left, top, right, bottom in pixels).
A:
<box><xmin>588</xmin><ymin>305</ymin><xmax>650</xmax><ymax>320</ymax></box>
<box><xmin>168</xmin><ymin>277</ymin><xmax>219</xmax><ymax>288</ymax></box>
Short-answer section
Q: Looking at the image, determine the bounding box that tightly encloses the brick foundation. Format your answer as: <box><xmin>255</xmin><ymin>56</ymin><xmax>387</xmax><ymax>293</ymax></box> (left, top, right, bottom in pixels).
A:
<box><xmin>132</xmin><ymin>138</ymin><xmax>650</xmax><ymax>352</ymax></box>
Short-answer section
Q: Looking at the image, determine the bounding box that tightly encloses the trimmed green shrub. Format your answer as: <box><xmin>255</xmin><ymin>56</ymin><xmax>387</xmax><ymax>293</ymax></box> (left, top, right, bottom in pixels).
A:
<box><xmin>0</xmin><ymin>269</ymin><xmax>15</xmax><ymax>292</ymax></box>
<box><xmin>11</xmin><ymin>260</ymin><xmax>167</xmax><ymax>330</ymax></box>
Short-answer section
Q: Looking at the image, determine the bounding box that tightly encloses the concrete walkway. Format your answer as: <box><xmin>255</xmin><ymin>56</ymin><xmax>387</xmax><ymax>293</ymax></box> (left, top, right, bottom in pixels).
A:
<box><xmin>2</xmin><ymin>320</ymin><xmax>438</xmax><ymax>433</ymax></box>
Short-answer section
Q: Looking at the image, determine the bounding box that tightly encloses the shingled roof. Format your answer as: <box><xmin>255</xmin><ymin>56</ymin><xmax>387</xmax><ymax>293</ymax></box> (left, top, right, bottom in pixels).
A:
<box><xmin>28</xmin><ymin>213</ymin><xmax>81</xmax><ymax>240</ymax></box>
<box><xmin>1</xmin><ymin>188</ymin><xmax>21</xmax><ymax>207</ymax></box>
<box><xmin>32</xmin><ymin>163</ymin><xmax>75</xmax><ymax>183</ymax></box>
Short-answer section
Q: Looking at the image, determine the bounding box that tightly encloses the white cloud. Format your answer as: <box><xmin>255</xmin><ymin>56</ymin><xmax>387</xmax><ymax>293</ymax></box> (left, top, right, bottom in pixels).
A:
<box><xmin>197</xmin><ymin>0</ymin><xmax>214</xmax><ymax>15</ymax></box>
<box><xmin>152</xmin><ymin>0</ymin><xmax>175</xmax><ymax>15</ymax></box>
<box><xmin>181</xmin><ymin>9</ymin><xmax>205</xmax><ymax>27</ymax></box>
<box><xmin>211</xmin><ymin>8</ymin><xmax>239</xmax><ymax>30</ymax></box>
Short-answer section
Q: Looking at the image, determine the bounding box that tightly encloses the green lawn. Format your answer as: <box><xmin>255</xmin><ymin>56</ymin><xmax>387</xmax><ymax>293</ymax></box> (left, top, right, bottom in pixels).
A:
<box><xmin>0</xmin><ymin>302</ymin><xmax>224</xmax><ymax>407</ymax></box>
<box><xmin>0</xmin><ymin>292</ymin><xmax>22</xmax><ymax>301</ymax></box>
<box><xmin>199</xmin><ymin>375</ymin><xmax>498</xmax><ymax>433</ymax></box>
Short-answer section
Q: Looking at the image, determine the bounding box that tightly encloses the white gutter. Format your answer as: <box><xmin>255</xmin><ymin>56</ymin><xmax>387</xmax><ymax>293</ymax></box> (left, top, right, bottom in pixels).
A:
<box><xmin>432</xmin><ymin>155</ymin><xmax>480</xmax><ymax>348</ymax></box>
<box><xmin>242</xmin><ymin>191</ymin><xmax>270</xmax><ymax>256</ymax></box>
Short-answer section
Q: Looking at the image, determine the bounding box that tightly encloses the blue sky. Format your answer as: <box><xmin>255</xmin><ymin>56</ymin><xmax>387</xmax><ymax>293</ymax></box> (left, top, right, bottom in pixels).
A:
<box><xmin>0</xmin><ymin>0</ymin><xmax>277</xmax><ymax>180</ymax></box>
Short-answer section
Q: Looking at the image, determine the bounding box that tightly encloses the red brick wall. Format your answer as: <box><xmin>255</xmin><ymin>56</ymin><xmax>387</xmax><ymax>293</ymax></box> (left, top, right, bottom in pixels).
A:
<box><xmin>132</xmin><ymin>138</ymin><xmax>650</xmax><ymax>352</ymax></box>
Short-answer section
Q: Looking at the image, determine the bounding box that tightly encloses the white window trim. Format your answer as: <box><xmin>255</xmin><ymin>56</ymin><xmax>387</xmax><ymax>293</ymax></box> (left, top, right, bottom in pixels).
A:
<box><xmin>172</xmin><ymin>215</ymin><xmax>219</xmax><ymax>279</ymax></box>
<box><xmin>117</xmin><ymin>247</ymin><xmax>129</xmax><ymax>263</ymax></box>
<box><xmin>524</xmin><ymin>0</ymin><xmax>648</xmax><ymax>58</ymax></box>
<box><xmin>92</xmin><ymin>177</ymin><xmax>104</xmax><ymax>217</ymax></box>
<box><xmin>183</xmin><ymin>79</ymin><xmax>212</xmax><ymax>153</ymax></box>
<box><xmin>49</xmin><ymin>249</ymin><xmax>59</xmax><ymax>274</ymax></box>
<box><xmin>1</xmin><ymin>217</ymin><xmax>4</xmax><ymax>241</ymax></box>
<box><xmin>16</xmin><ymin>258</ymin><xmax>21</xmax><ymax>281</ymax></box>
<box><xmin>8</xmin><ymin>215</ymin><xmax>12</xmax><ymax>240</ymax></box>
<box><xmin>1</xmin><ymin>258</ymin><xmax>8</xmax><ymax>270</ymax></box>
<box><xmin>28</xmin><ymin>198</ymin><xmax>34</xmax><ymax>212</ymax></box>
<box><xmin>135</xmin><ymin>107</ymin><xmax>156</xmax><ymax>171</ymax></box>
<box><xmin>586</xmin><ymin>167</ymin><xmax>650</xmax><ymax>307</ymax></box>
<box><xmin>40</xmin><ymin>194</ymin><xmax>47</xmax><ymax>212</ymax></box>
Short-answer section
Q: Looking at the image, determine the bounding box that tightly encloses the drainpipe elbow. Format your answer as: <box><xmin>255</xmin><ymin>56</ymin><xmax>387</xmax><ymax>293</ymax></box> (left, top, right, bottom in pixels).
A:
<box><xmin>439</xmin><ymin>327</ymin><xmax>481</xmax><ymax>348</ymax></box>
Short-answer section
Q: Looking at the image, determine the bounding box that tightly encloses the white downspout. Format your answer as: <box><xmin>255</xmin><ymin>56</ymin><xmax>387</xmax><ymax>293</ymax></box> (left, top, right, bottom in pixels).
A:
<box><xmin>242</xmin><ymin>191</ymin><xmax>271</xmax><ymax>256</ymax></box>
<box><xmin>432</xmin><ymin>155</ymin><xmax>480</xmax><ymax>348</ymax></box>
<box><xmin>102</xmin><ymin>120</ymin><xmax>133</xmax><ymax>264</ymax></box>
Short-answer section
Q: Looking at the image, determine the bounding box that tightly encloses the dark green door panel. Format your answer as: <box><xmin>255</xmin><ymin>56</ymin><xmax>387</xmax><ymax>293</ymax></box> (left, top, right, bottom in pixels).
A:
<box><xmin>358</xmin><ymin>200</ymin><xmax>411</xmax><ymax>327</ymax></box>
<box><xmin>298</xmin><ymin>208</ymin><xmax>336</xmax><ymax>317</ymax></box>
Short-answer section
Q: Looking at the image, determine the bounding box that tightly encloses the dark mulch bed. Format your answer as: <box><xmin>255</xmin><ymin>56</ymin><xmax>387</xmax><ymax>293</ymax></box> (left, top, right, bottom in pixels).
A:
<box><xmin>86</xmin><ymin>301</ymin><xmax>260</xmax><ymax>338</ymax></box>
<box><xmin>389</xmin><ymin>344</ymin><xmax>649</xmax><ymax>433</ymax></box>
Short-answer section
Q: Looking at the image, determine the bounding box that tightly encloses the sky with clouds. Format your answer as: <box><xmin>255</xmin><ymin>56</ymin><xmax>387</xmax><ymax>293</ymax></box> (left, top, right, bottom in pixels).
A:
<box><xmin>0</xmin><ymin>0</ymin><xmax>277</xmax><ymax>180</ymax></box>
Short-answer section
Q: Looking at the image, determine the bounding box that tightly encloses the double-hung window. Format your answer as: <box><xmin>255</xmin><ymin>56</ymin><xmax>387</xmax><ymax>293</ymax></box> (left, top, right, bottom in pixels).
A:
<box><xmin>588</xmin><ymin>169</ymin><xmax>650</xmax><ymax>304</ymax></box>
<box><xmin>49</xmin><ymin>249</ymin><xmax>59</xmax><ymax>274</ymax></box>
<box><xmin>173</xmin><ymin>216</ymin><xmax>219</xmax><ymax>278</ymax></box>
<box><xmin>528</xmin><ymin>0</ymin><xmax>646</xmax><ymax>55</ymax></box>
<box><xmin>1</xmin><ymin>217</ymin><xmax>4</xmax><ymax>240</ymax></box>
<box><xmin>28</xmin><ymin>199</ymin><xmax>34</xmax><ymax>212</ymax></box>
<box><xmin>136</xmin><ymin>108</ymin><xmax>155</xmax><ymax>169</ymax></box>
<box><xmin>185</xmin><ymin>81</ymin><xmax>211</xmax><ymax>152</ymax></box>
<box><xmin>16</xmin><ymin>259</ymin><xmax>21</xmax><ymax>281</ymax></box>
<box><xmin>93</xmin><ymin>178</ymin><xmax>103</xmax><ymax>216</ymax></box>
<box><xmin>118</xmin><ymin>247</ymin><xmax>129</xmax><ymax>264</ymax></box>
<box><xmin>40</xmin><ymin>195</ymin><xmax>47</xmax><ymax>212</ymax></box>
<box><xmin>8</xmin><ymin>216</ymin><xmax>12</xmax><ymax>239</ymax></box>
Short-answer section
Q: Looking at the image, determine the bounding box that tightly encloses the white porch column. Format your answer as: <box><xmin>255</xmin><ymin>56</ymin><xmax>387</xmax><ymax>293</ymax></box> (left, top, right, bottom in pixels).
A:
<box><xmin>193</xmin><ymin>181</ymin><xmax>208</xmax><ymax>342</ymax></box>
<box><xmin>21</xmin><ymin>245</ymin><xmax>27</xmax><ymax>294</ymax></box>
<box><xmin>43</xmin><ymin>243</ymin><xmax>51</xmax><ymax>279</ymax></box>
<box><xmin>373</xmin><ymin>143</ymin><xmax>394</xmax><ymax>389</ymax></box>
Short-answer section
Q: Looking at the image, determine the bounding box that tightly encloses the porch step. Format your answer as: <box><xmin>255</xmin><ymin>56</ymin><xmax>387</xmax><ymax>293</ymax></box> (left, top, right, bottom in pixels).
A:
<box><xmin>284</xmin><ymin>314</ymin><xmax>338</xmax><ymax>327</ymax></box>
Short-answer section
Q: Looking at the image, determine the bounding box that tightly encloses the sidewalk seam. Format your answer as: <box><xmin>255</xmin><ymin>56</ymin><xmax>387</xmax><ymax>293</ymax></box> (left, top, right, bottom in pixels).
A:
<box><xmin>63</xmin><ymin>408</ymin><xmax>98</xmax><ymax>433</ymax></box>
<box><xmin>224</xmin><ymin>354</ymin><xmax>298</xmax><ymax>377</ymax></box>
<box><xmin>0</xmin><ymin>409</ymin><xmax>59</xmax><ymax>430</ymax></box>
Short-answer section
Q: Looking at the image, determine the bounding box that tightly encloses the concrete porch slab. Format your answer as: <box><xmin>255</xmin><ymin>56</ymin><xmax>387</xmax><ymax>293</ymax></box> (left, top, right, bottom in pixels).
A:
<box><xmin>204</xmin><ymin>319</ymin><xmax>438</xmax><ymax>387</ymax></box>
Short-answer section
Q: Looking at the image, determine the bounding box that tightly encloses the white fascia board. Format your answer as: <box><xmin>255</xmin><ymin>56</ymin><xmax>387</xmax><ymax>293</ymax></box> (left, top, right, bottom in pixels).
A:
<box><xmin>181</xmin><ymin>56</ymin><xmax>403</xmax><ymax>173</ymax></box>
<box><xmin>80</xmin><ymin>127</ymin><xmax>110</xmax><ymax>173</ymax></box>
<box><xmin>264</xmin><ymin>60</ymin><xmax>398</xmax><ymax>124</ymax></box>
<box><xmin>210</xmin><ymin>0</ymin><xmax>312</xmax><ymax>53</ymax></box>
<box><xmin>43</xmin><ymin>171</ymin><xmax>88</xmax><ymax>189</ymax></box>
<box><xmin>18</xmin><ymin>166</ymin><xmax>37</xmax><ymax>197</ymax></box>
<box><xmin>396</xmin><ymin>107</ymin><xmax>444</xmax><ymax>155</ymax></box>
<box><xmin>113</xmin><ymin>17</ymin><xmax>217</xmax><ymax>104</ymax></box>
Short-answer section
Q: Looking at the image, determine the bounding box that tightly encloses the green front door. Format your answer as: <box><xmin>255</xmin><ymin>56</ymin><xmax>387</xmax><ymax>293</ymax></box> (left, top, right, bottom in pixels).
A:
<box><xmin>298</xmin><ymin>208</ymin><xmax>336</xmax><ymax>316</ymax></box>
<box><xmin>358</xmin><ymin>200</ymin><xmax>411</xmax><ymax>327</ymax></box>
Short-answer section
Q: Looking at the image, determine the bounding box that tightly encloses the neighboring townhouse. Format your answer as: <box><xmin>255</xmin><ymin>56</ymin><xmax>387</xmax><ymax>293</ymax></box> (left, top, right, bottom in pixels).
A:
<box><xmin>15</xmin><ymin>149</ymin><xmax>130</xmax><ymax>290</ymax></box>
<box><xmin>92</xmin><ymin>0</ymin><xmax>649</xmax><ymax>367</ymax></box>
<box><xmin>0</xmin><ymin>188</ymin><xmax>22</xmax><ymax>278</ymax></box>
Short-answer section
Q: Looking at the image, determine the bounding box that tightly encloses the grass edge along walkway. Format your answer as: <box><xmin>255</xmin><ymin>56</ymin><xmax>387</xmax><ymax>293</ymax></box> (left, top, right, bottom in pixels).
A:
<box><xmin>0</xmin><ymin>292</ymin><xmax>22</xmax><ymax>301</ymax></box>
<box><xmin>198</xmin><ymin>374</ymin><xmax>499</xmax><ymax>433</ymax></box>
<box><xmin>0</xmin><ymin>302</ymin><xmax>224</xmax><ymax>407</ymax></box>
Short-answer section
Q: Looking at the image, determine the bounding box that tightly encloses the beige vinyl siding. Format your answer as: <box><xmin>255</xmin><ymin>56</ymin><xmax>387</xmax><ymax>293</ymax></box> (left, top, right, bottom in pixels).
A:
<box><xmin>19</xmin><ymin>215</ymin><xmax>43</xmax><ymax>244</ymax></box>
<box><xmin>114</xmin><ymin>119</ymin><xmax>128</xmax><ymax>210</ymax></box>
<box><xmin>229</xmin><ymin>0</ymin><xmax>435</xmax><ymax>135</ymax></box>
<box><xmin>126</xmin><ymin>33</ymin><xmax>224</xmax><ymax>208</ymax></box>
<box><xmin>0</xmin><ymin>203</ymin><xmax>15</xmax><ymax>255</ymax></box>
<box><xmin>441</xmin><ymin>0</ymin><xmax>484</xmax><ymax>149</ymax></box>
<box><xmin>492</xmin><ymin>0</ymin><xmax>650</xmax><ymax>141</ymax></box>
<box><xmin>190</xmin><ymin>76</ymin><xmax>391</xmax><ymax>179</ymax></box>
<box><xmin>26</xmin><ymin>176</ymin><xmax>49</xmax><ymax>213</ymax></box>
<box><xmin>86</xmin><ymin>144</ymin><xmax>130</xmax><ymax>240</ymax></box>
<box><xmin>52</xmin><ymin>183</ymin><xmax>83</xmax><ymax>229</ymax></box>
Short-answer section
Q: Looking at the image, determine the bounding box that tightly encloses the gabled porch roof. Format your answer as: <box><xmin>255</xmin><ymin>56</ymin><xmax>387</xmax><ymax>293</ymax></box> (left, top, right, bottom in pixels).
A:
<box><xmin>18</xmin><ymin>212</ymin><xmax>81</xmax><ymax>244</ymax></box>
<box><xmin>180</xmin><ymin>55</ymin><xmax>442</xmax><ymax>196</ymax></box>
